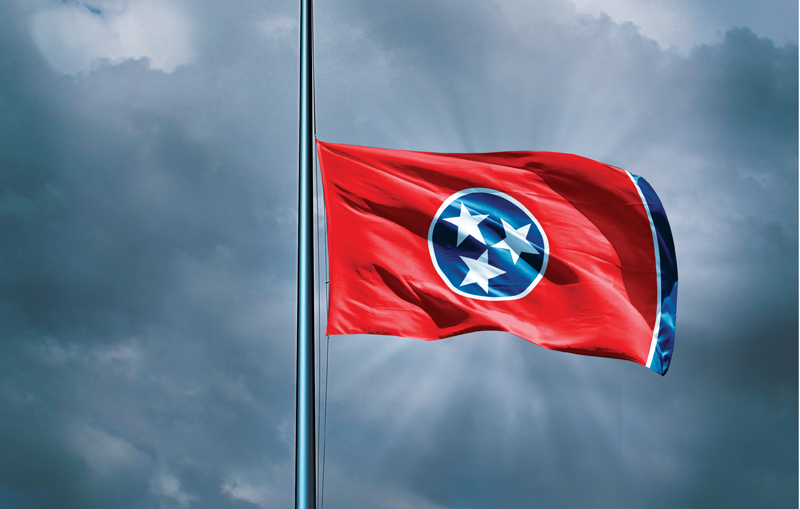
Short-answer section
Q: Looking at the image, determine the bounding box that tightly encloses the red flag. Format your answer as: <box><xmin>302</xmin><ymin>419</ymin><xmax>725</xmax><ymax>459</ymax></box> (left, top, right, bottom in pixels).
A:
<box><xmin>317</xmin><ymin>141</ymin><xmax>677</xmax><ymax>374</ymax></box>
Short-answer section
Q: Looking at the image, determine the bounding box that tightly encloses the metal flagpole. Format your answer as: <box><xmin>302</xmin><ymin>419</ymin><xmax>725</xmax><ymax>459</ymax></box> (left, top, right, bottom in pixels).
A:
<box><xmin>295</xmin><ymin>0</ymin><xmax>316</xmax><ymax>505</ymax></box>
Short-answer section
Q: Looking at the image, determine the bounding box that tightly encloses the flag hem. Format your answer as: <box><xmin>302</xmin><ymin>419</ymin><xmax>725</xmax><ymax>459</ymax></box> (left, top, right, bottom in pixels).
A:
<box><xmin>626</xmin><ymin>172</ymin><xmax>677</xmax><ymax>375</ymax></box>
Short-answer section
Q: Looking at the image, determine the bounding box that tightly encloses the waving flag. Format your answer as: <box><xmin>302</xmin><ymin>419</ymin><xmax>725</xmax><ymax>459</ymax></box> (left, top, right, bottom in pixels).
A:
<box><xmin>317</xmin><ymin>141</ymin><xmax>677</xmax><ymax>375</ymax></box>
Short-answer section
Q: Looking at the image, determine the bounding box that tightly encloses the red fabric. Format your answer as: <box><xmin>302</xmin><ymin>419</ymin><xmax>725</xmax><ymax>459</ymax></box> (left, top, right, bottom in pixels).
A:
<box><xmin>318</xmin><ymin>141</ymin><xmax>657</xmax><ymax>366</ymax></box>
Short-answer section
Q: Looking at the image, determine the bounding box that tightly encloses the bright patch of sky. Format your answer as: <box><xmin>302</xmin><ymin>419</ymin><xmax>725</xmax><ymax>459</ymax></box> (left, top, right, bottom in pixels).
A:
<box><xmin>28</xmin><ymin>0</ymin><xmax>194</xmax><ymax>75</ymax></box>
<box><xmin>567</xmin><ymin>0</ymin><xmax>798</xmax><ymax>52</ymax></box>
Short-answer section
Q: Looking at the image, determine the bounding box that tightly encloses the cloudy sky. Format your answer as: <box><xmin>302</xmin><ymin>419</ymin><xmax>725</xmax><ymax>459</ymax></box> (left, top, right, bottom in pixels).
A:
<box><xmin>0</xmin><ymin>0</ymin><xmax>797</xmax><ymax>507</ymax></box>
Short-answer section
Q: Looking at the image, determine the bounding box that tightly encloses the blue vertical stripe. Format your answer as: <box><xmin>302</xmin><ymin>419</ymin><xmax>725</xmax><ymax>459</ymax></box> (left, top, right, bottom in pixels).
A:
<box><xmin>630</xmin><ymin>174</ymin><xmax>678</xmax><ymax>375</ymax></box>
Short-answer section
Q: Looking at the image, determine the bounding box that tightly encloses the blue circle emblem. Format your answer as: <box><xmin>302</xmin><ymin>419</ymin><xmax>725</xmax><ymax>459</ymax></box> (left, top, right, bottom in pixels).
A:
<box><xmin>428</xmin><ymin>188</ymin><xmax>549</xmax><ymax>301</ymax></box>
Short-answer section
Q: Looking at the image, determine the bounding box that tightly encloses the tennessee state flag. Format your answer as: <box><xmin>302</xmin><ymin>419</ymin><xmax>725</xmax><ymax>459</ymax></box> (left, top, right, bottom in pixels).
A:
<box><xmin>317</xmin><ymin>141</ymin><xmax>677</xmax><ymax>375</ymax></box>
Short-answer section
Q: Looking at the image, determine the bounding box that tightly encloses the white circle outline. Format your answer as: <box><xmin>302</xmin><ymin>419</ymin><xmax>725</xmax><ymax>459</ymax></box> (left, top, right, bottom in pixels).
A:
<box><xmin>427</xmin><ymin>188</ymin><xmax>549</xmax><ymax>301</ymax></box>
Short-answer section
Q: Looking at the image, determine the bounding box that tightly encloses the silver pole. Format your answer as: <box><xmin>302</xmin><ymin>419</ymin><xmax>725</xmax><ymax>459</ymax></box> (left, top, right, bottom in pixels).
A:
<box><xmin>295</xmin><ymin>0</ymin><xmax>316</xmax><ymax>506</ymax></box>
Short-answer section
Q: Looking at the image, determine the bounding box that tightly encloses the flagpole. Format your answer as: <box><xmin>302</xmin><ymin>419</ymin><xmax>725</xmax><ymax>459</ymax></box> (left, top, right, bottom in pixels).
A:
<box><xmin>295</xmin><ymin>0</ymin><xmax>316</xmax><ymax>505</ymax></box>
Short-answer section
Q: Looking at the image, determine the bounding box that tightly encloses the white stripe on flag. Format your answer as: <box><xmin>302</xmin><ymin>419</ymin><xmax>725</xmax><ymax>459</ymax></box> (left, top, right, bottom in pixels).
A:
<box><xmin>626</xmin><ymin>171</ymin><xmax>662</xmax><ymax>369</ymax></box>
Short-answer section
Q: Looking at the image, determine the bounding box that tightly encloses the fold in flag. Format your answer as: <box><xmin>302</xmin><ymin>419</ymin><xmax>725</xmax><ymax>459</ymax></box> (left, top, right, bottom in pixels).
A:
<box><xmin>317</xmin><ymin>141</ymin><xmax>677</xmax><ymax>375</ymax></box>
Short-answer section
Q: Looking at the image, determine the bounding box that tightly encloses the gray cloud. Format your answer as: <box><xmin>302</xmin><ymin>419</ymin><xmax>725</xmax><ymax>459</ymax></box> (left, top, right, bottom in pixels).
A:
<box><xmin>0</xmin><ymin>0</ymin><xmax>796</xmax><ymax>507</ymax></box>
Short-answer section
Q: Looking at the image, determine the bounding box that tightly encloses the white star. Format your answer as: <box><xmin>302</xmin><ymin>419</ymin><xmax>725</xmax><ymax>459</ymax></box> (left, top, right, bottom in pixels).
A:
<box><xmin>459</xmin><ymin>250</ymin><xmax>506</xmax><ymax>294</ymax></box>
<box><xmin>491</xmin><ymin>218</ymin><xmax>539</xmax><ymax>264</ymax></box>
<box><xmin>444</xmin><ymin>202</ymin><xmax>488</xmax><ymax>246</ymax></box>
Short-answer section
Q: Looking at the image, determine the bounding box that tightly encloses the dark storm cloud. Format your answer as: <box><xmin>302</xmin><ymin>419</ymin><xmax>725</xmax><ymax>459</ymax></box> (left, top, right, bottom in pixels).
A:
<box><xmin>1</xmin><ymin>1</ymin><xmax>300</xmax><ymax>506</ymax></box>
<box><xmin>0</xmin><ymin>0</ymin><xmax>796</xmax><ymax>507</ymax></box>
